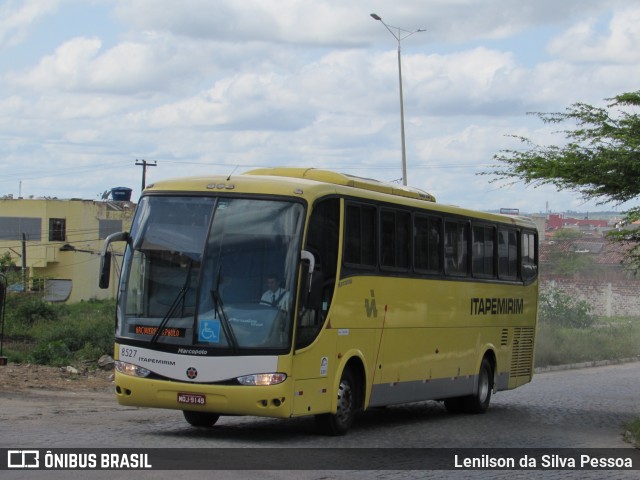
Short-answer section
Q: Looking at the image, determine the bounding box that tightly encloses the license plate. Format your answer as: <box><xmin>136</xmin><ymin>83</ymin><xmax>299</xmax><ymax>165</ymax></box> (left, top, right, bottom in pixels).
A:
<box><xmin>177</xmin><ymin>393</ymin><xmax>206</xmax><ymax>406</ymax></box>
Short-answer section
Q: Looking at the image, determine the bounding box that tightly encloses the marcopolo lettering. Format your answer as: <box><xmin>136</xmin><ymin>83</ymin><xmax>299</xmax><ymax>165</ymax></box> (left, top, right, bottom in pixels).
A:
<box><xmin>470</xmin><ymin>297</ymin><xmax>524</xmax><ymax>316</ymax></box>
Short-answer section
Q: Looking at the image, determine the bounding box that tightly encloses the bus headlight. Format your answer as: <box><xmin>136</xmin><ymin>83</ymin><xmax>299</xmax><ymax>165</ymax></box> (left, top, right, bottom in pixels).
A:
<box><xmin>115</xmin><ymin>360</ymin><xmax>151</xmax><ymax>378</ymax></box>
<box><xmin>237</xmin><ymin>373</ymin><xmax>287</xmax><ymax>386</ymax></box>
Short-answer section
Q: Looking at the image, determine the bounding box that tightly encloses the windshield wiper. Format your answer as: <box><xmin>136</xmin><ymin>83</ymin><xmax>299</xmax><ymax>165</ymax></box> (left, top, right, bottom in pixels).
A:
<box><xmin>150</xmin><ymin>261</ymin><xmax>192</xmax><ymax>345</ymax></box>
<box><xmin>211</xmin><ymin>265</ymin><xmax>239</xmax><ymax>351</ymax></box>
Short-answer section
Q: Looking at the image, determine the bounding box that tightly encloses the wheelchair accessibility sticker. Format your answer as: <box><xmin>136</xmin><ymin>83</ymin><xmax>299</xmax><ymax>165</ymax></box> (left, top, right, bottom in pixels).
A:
<box><xmin>198</xmin><ymin>319</ymin><xmax>221</xmax><ymax>343</ymax></box>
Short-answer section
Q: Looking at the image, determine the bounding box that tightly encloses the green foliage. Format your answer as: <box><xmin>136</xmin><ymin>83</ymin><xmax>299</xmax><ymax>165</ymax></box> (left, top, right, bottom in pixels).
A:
<box><xmin>545</xmin><ymin>249</ymin><xmax>596</xmax><ymax>276</ymax></box>
<box><xmin>0</xmin><ymin>252</ymin><xmax>20</xmax><ymax>286</ymax></box>
<box><xmin>607</xmin><ymin>206</ymin><xmax>640</xmax><ymax>275</ymax></box>
<box><xmin>488</xmin><ymin>90</ymin><xmax>640</xmax><ymax>268</ymax></box>
<box><xmin>538</xmin><ymin>289</ymin><xmax>596</xmax><ymax>328</ymax></box>
<box><xmin>31</xmin><ymin>340</ymin><xmax>72</xmax><ymax>366</ymax></box>
<box><xmin>627</xmin><ymin>417</ymin><xmax>640</xmax><ymax>448</ymax></box>
<box><xmin>535</xmin><ymin>320</ymin><xmax>640</xmax><ymax>367</ymax></box>
<box><xmin>13</xmin><ymin>298</ymin><xmax>58</xmax><ymax>325</ymax></box>
<box><xmin>551</xmin><ymin>229</ymin><xmax>583</xmax><ymax>241</ymax></box>
<box><xmin>490</xmin><ymin>91</ymin><xmax>640</xmax><ymax>203</ymax></box>
<box><xmin>0</xmin><ymin>251</ymin><xmax>16</xmax><ymax>271</ymax></box>
<box><xmin>2</xmin><ymin>297</ymin><xmax>115</xmax><ymax>366</ymax></box>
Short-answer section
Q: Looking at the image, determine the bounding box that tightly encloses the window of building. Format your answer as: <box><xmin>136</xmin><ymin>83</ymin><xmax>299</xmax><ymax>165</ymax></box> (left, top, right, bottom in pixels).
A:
<box><xmin>99</xmin><ymin>219</ymin><xmax>123</xmax><ymax>239</ymax></box>
<box><xmin>49</xmin><ymin>218</ymin><xmax>66</xmax><ymax>242</ymax></box>
<box><xmin>0</xmin><ymin>217</ymin><xmax>42</xmax><ymax>241</ymax></box>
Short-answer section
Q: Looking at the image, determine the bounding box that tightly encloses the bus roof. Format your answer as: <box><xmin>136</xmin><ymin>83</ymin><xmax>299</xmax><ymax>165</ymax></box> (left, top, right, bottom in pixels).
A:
<box><xmin>245</xmin><ymin>168</ymin><xmax>436</xmax><ymax>203</ymax></box>
<box><xmin>144</xmin><ymin>168</ymin><xmax>537</xmax><ymax>230</ymax></box>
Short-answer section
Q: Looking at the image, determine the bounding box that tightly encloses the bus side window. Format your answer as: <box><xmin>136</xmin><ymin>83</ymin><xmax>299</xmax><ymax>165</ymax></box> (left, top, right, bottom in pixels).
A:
<box><xmin>344</xmin><ymin>203</ymin><xmax>377</xmax><ymax>267</ymax></box>
<box><xmin>444</xmin><ymin>220</ymin><xmax>468</xmax><ymax>276</ymax></box>
<box><xmin>380</xmin><ymin>209</ymin><xmax>411</xmax><ymax>270</ymax></box>
<box><xmin>472</xmin><ymin>225</ymin><xmax>496</xmax><ymax>278</ymax></box>
<box><xmin>498</xmin><ymin>228</ymin><xmax>518</xmax><ymax>280</ymax></box>
<box><xmin>521</xmin><ymin>231</ymin><xmax>538</xmax><ymax>282</ymax></box>
<box><xmin>414</xmin><ymin>215</ymin><xmax>442</xmax><ymax>274</ymax></box>
<box><xmin>297</xmin><ymin>198</ymin><xmax>340</xmax><ymax>349</ymax></box>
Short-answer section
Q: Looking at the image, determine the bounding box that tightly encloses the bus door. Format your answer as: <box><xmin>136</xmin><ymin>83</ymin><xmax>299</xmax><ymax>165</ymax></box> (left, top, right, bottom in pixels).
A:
<box><xmin>291</xmin><ymin>198</ymin><xmax>340</xmax><ymax>416</ymax></box>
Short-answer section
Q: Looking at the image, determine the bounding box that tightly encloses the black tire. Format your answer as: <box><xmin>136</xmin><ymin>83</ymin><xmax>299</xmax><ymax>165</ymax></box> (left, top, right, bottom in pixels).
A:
<box><xmin>463</xmin><ymin>358</ymin><xmax>493</xmax><ymax>413</ymax></box>
<box><xmin>183</xmin><ymin>410</ymin><xmax>220</xmax><ymax>427</ymax></box>
<box><xmin>444</xmin><ymin>358</ymin><xmax>493</xmax><ymax>414</ymax></box>
<box><xmin>315</xmin><ymin>369</ymin><xmax>357</xmax><ymax>435</ymax></box>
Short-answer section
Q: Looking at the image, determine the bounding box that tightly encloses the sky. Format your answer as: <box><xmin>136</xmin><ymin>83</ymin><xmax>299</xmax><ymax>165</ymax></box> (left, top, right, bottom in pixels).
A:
<box><xmin>1</xmin><ymin>0</ymin><xmax>639</xmax><ymax>214</ymax></box>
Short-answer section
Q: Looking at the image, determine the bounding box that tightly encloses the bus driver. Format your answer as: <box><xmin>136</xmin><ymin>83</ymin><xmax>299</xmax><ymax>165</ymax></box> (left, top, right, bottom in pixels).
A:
<box><xmin>260</xmin><ymin>274</ymin><xmax>290</xmax><ymax>311</ymax></box>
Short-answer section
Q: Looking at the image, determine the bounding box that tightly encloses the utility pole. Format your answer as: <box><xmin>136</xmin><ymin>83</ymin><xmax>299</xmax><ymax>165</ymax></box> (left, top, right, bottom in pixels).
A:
<box><xmin>21</xmin><ymin>233</ymin><xmax>27</xmax><ymax>293</ymax></box>
<box><xmin>135</xmin><ymin>159</ymin><xmax>157</xmax><ymax>192</ymax></box>
<box><xmin>370</xmin><ymin>13</ymin><xmax>425</xmax><ymax>186</ymax></box>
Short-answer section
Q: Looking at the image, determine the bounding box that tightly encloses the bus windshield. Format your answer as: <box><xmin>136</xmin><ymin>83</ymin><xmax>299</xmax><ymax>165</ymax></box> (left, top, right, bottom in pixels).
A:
<box><xmin>117</xmin><ymin>195</ymin><xmax>305</xmax><ymax>352</ymax></box>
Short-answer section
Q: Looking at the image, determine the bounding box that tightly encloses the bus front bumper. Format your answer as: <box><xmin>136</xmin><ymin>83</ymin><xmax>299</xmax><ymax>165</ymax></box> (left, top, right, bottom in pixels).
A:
<box><xmin>114</xmin><ymin>372</ymin><xmax>293</xmax><ymax>419</ymax></box>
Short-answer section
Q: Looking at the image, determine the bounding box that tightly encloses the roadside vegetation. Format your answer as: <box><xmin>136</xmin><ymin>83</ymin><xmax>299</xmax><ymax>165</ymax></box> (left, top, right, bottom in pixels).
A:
<box><xmin>535</xmin><ymin>289</ymin><xmax>640</xmax><ymax>367</ymax></box>
<box><xmin>1</xmin><ymin>295</ymin><xmax>115</xmax><ymax>367</ymax></box>
<box><xmin>626</xmin><ymin>417</ymin><xmax>640</xmax><ymax>448</ymax></box>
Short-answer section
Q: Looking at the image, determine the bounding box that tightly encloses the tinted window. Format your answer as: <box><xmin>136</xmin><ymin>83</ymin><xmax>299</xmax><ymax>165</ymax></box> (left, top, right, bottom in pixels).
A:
<box><xmin>380</xmin><ymin>209</ymin><xmax>411</xmax><ymax>270</ymax></box>
<box><xmin>444</xmin><ymin>221</ymin><xmax>468</xmax><ymax>275</ymax></box>
<box><xmin>522</xmin><ymin>231</ymin><xmax>538</xmax><ymax>281</ymax></box>
<box><xmin>414</xmin><ymin>215</ymin><xmax>442</xmax><ymax>273</ymax></box>
<box><xmin>472</xmin><ymin>225</ymin><xmax>495</xmax><ymax>277</ymax></box>
<box><xmin>345</xmin><ymin>204</ymin><xmax>377</xmax><ymax>267</ymax></box>
<box><xmin>498</xmin><ymin>228</ymin><xmax>518</xmax><ymax>280</ymax></box>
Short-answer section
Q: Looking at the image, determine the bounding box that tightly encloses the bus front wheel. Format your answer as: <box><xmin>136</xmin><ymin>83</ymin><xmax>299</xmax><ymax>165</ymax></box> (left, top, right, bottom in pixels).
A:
<box><xmin>183</xmin><ymin>410</ymin><xmax>220</xmax><ymax>427</ymax></box>
<box><xmin>315</xmin><ymin>369</ymin><xmax>356</xmax><ymax>435</ymax></box>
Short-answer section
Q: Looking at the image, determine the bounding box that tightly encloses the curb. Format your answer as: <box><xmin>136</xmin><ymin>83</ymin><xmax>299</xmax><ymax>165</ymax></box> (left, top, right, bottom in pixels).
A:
<box><xmin>534</xmin><ymin>356</ymin><xmax>640</xmax><ymax>373</ymax></box>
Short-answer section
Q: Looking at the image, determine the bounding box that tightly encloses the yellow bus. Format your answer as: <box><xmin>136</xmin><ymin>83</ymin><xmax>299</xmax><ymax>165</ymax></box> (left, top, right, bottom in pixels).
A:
<box><xmin>99</xmin><ymin>168</ymin><xmax>538</xmax><ymax>435</ymax></box>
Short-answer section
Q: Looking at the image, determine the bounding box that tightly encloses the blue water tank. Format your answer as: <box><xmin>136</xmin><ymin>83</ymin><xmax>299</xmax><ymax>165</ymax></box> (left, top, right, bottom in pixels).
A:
<box><xmin>111</xmin><ymin>187</ymin><xmax>132</xmax><ymax>201</ymax></box>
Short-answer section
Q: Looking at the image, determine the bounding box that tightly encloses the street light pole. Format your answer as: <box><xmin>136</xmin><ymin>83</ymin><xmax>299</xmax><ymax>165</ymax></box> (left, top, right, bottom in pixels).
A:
<box><xmin>371</xmin><ymin>13</ymin><xmax>425</xmax><ymax>186</ymax></box>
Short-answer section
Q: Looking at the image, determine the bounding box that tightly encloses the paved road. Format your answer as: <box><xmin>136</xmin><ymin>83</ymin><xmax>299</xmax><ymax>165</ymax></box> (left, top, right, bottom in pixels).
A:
<box><xmin>2</xmin><ymin>361</ymin><xmax>639</xmax><ymax>479</ymax></box>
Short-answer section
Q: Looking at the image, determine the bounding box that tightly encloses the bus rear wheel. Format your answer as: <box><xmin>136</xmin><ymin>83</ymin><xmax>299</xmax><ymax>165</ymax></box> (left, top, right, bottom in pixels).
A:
<box><xmin>183</xmin><ymin>410</ymin><xmax>220</xmax><ymax>427</ymax></box>
<box><xmin>444</xmin><ymin>358</ymin><xmax>493</xmax><ymax>414</ymax></box>
<box><xmin>315</xmin><ymin>369</ymin><xmax>356</xmax><ymax>435</ymax></box>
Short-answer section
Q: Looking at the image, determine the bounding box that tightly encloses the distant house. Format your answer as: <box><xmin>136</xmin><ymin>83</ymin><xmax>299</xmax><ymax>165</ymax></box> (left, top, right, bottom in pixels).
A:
<box><xmin>541</xmin><ymin>212</ymin><xmax>638</xmax><ymax>276</ymax></box>
<box><xmin>537</xmin><ymin>212</ymin><xmax>640</xmax><ymax>317</ymax></box>
<box><xmin>0</xmin><ymin>197</ymin><xmax>134</xmax><ymax>302</ymax></box>
<box><xmin>546</xmin><ymin>213</ymin><xmax>610</xmax><ymax>235</ymax></box>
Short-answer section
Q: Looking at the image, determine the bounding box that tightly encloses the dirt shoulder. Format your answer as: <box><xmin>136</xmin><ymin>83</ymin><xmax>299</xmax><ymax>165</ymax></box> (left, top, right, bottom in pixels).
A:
<box><xmin>0</xmin><ymin>362</ymin><xmax>114</xmax><ymax>392</ymax></box>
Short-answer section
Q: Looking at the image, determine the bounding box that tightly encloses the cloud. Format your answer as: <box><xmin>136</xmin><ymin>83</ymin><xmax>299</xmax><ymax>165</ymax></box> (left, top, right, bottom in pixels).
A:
<box><xmin>548</xmin><ymin>5</ymin><xmax>640</xmax><ymax>64</ymax></box>
<box><xmin>139</xmin><ymin>71</ymin><xmax>312</xmax><ymax>131</ymax></box>
<box><xmin>0</xmin><ymin>0</ymin><xmax>60</xmax><ymax>50</ymax></box>
<box><xmin>112</xmin><ymin>0</ymin><xmax>371</xmax><ymax>46</ymax></box>
<box><xmin>5</xmin><ymin>33</ymin><xmax>224</xmax><ymax>95</ymax></box>
<box><xmin>110</xmin><ymin>0</ymin><xmax>615</xmax><ymax>47</ymax></box>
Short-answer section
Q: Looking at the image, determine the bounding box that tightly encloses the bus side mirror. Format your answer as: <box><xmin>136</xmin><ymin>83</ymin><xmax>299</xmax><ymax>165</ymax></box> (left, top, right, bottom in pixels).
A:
<box><xmin>99</xmin><ymin>251</ymin><xmax>112</xmax><ymax>289</ymax></box>
<box><xmin>300</xmin><ymin>250</ymin><xmax>322</xmax><ymax>310</ymax></box>
<box><xmin>99</xmin><ymin>231</ymin><xmax>129</xmax><ymax>289</ymax></box>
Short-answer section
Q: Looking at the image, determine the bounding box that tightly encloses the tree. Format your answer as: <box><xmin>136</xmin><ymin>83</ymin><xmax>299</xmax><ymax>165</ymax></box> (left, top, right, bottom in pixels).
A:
<box><xmin>538</xmin><ymin>289</ymin><xmax>595</xmax><ymax>329</ymax></box>
<box><xmin>488</xmin><ymin>90</ymin><xmax>640</xmax><ymax>267</ymax></box>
